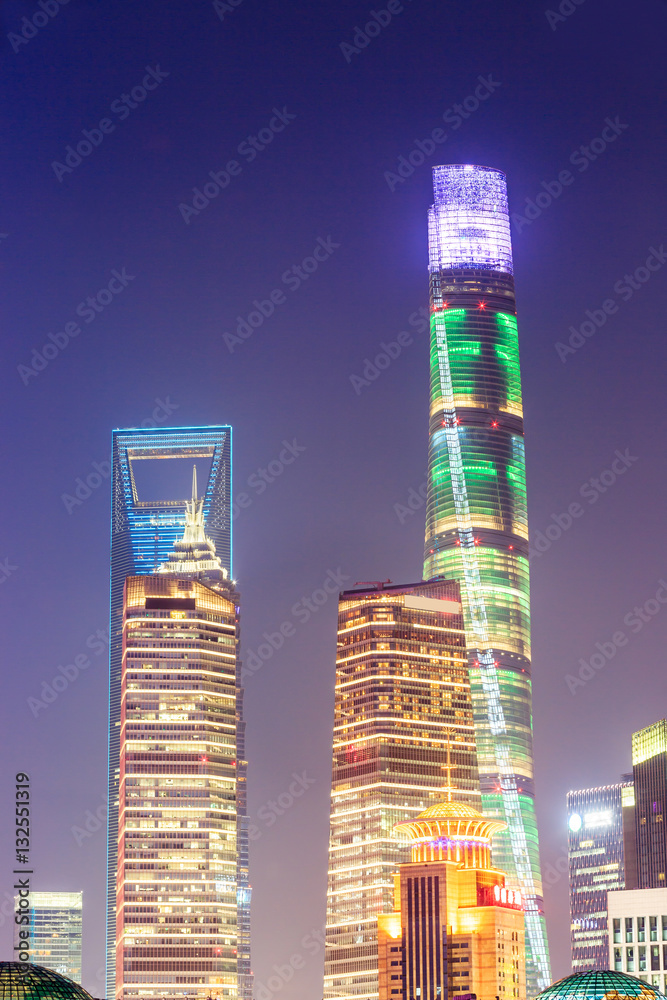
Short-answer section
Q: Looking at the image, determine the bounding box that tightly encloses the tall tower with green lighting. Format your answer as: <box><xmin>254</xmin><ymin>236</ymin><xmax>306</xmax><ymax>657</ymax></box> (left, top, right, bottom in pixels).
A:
<box><xmin>423</xmin><ymin>163</ymin><xmax>551</xmax><ymax>993</ymax></box>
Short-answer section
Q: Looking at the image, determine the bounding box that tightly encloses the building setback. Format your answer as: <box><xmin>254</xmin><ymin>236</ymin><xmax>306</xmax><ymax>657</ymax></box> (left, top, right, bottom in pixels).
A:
<box><xmin>14</xmin><ymin>892</ymin><xmax>83</xmax><ymax>984</ymax></box>
<box><xmin>567</xmin><ymin>783</ymin><xmax>632</xmax><ymax>972</ymax></box>
<box><xmin>324</xmin><ymin>580</ymin><xmax>478</xmax><ymax>1000</ymax></box>
<box><xmin>422</xmin><ymin>163</ymin><xmax>550</xmax><ymax>992</ymax></box>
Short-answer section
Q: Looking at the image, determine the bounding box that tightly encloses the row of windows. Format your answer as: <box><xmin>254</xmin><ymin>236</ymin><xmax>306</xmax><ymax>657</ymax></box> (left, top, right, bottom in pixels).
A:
<box><xmin>613</xmin><ymin>916</ymin><xmax>667</xmax><ymax>943</ymax></box>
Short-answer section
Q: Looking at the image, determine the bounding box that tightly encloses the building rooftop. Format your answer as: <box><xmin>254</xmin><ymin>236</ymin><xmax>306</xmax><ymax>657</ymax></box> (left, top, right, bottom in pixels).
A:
<box><xmin>0</xmin><ymin>963</ymin><xmax>97</xmax><ymax>1000</ymax></box>
<box><xmin>394</xmin><ymin>798</ymin><xmax>507</xmax><ymax>844</ymax></box>
<box><xmin>534</xmin><ymin>970</ymin><xmax>667</xmax><ymax>1000</ymax></box>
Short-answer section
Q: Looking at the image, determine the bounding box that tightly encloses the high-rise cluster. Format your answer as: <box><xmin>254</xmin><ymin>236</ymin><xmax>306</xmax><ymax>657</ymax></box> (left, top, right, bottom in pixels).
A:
<box><xmin>325</xmin><ymin>164</ymin><xmax>550</xmax><ymax>1000</ymax></box>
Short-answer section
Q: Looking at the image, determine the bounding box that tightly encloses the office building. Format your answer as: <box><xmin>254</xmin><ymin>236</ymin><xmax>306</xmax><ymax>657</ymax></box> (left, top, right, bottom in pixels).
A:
<box><xmin>13</xmin><ymin>892</ymin><xmax>83</xmax><ymax>984</ymax></box>
<box><xmin>377</xmin><ymin>798</ymin><xmax>525</xmax><ymax>1000</ymax></box>
<box><xmin>567</xmin><ymin>783</ymin><xmax>632</xmax><ymax>972</ymax></box>
<box><xmin>608</xmin><ymin>887</ymin><xmax>667</xmax><ymax>991</ymax></box>
<box><xmin>108</xmin><ymin>429</ymin><xmax>250</xmax><ymax>1000</ymax></box>
<box><xmin>632</xmin><ymin>721</ymin><xmax>667</xmax><ymax>889</ymax></box>
<box><xmin>422</xmin><ymin>163</ymin><xmax>550</xmax><ymax>991</ymax></box>
<box><xmin>324</xmin><ymin>580</ymin><xmax>479</xmax><ymax>1000</ymax></box>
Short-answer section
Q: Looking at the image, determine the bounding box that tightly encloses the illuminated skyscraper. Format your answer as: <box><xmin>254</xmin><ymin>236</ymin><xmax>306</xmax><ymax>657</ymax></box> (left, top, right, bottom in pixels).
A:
<box><xmin>422</xmin><ymin>164</ymin><xmax>550</xmax><ymax>991</ymax></box>
<box><xmin>14</xmin><ymin>892</ymin><xmax>83</xmax><ymax>984</ymax></box>
<box><xmin>324</xmin><ymin>580</ymin><xmax>479</xmax><ymax>1000</ymax></box>
<box><xmin>108</xmin><ymin>429</ymin><xmax>250</xmax><ymax>1000</ymax></box>
<box><xmin>377</xmin><ymin>799</ymin><xmax>525</xmax><ymax>1000</ymax></box>
<box><xmin>632</xmin><ymin>720</ymin><xmax>667</xmax><ymax>888</ymax></box>
<box><xmin>567</xmin><ymin>782</ymin><xmax>632</xmax><ymax>972</ymax></box>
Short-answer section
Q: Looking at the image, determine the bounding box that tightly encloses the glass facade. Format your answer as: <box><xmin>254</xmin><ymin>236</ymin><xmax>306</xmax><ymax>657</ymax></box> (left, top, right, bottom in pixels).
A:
<box><xmin>108</xmin><ymin>428</ymin><xmax>250</xmax><ymax>1000</ymax></box>
<box><xmin>13</xmin><ymin>893</ymin><xmax>83</xmax><ymax>985</ymax></box>
<box><xmin>324</xmin><ymin>580</ymin><xmax>479</xmax><ymax>1000</ymax></box>
<box><xmin>534</xmin><ymin>969</ymin><xmax>666</xmax><ymax>1000</ymax></box>
<box><xmin>567</xmin><ymin>783</ymin><xmax>631</xmax><ymax>972</ymax></box>
<box><xmin>632</xmin><ymin>721</ymin><xmax>667</xmax><ymax>888</ymax></box>
<box><xmin>422</xmin><ymin>164</ymin><xmax>550</xmax><ymax>993</ymax></box>
<box><xmin>0</xmin><ymin>963</ymin><xmax>95</xmax><ymax>1000</ymax></box>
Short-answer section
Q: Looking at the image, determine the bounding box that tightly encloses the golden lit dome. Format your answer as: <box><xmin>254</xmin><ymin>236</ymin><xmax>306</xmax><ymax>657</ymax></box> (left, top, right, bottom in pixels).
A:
<box><xmin>418</xmin><ymin>801</ymin><xmax>484</xmax><ymax>820</ymax></box>
<box><xmin>394</xmin><ymin>798</ymin><xmax>507</xmax><ymax>846</ymax></box>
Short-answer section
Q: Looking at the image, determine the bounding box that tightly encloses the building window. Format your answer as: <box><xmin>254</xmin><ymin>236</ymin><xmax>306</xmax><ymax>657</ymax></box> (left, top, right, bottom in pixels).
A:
<box><xmin>627</xmin><ymin>918</ymin><xmax>634</xmax><ymax>943</ymax></box>
<box><xmin>662</xmin><ymin>916</ymin><xmax>667</xmax><ymax>941</ymax></box>
<box><xmin>614</xmin><ymin>919</ymin><xmax>622</xmax><ymax>944</ymax></box>
<box><xmin>639</xmin><ymin>946</ymin><xmax>647</xmax><ymax>972</ymax></box>
<box><xmin>639</xmin><ymin>918</ymin><xmax>646</xmax><ymax>942</ymax></box>
<box><xmin>627</xmin><ymin>947</ymin><xmax>635</xmax><ymax>972</ymax></box>
<box><xmin>652</xmin><ymin>946</ymin><xmax>660</xmax><ymax>971</ymax></box>
<box><xmin>614</xmin><ymin>948</ymin><xmax>622</xmax><ymax>972</ymax></box>
<box><xmin>652</xmin><ymin>917</ymin><xmax>659</xmax><ymax>942</ymax></box>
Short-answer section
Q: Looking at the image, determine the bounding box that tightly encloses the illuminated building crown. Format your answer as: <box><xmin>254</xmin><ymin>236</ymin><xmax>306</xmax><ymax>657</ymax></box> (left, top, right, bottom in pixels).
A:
<box><xmin>157</xmin><ymin>466</ymin><xmax>228</xmax><ymax>581</ymax></box>
<box><xmin>394</xmin><ymin>798</ymin><xmax>507</xmax><ymax>869</ymax></box>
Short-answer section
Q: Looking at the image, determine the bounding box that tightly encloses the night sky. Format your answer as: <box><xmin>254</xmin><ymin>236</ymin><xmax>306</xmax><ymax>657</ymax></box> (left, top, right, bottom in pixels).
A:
<box><xmin>1</xmin><ymin>0</ymin><xmax>666</xmax><ymax>996</ymax></box>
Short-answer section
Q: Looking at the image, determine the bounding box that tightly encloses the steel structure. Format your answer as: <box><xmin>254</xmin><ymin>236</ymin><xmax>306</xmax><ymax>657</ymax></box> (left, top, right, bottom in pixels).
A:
<box><xmin>423</xmin><ymin>164</ymin><xmax>550</xmax><ymax>993</ymax></box>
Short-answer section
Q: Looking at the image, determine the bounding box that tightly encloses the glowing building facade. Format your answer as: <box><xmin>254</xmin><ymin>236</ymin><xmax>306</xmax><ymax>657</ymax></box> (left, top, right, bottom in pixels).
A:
<box><xmin>324</xmin><ymin>580</ymin><xmax>478</xmax><ymax>1000</ymax></box>
<box><xmin>567</xmin><ymin>783</ymin><xmax>631</xmax><ymax>973</ymax></box>
<box><xmin>108</xmin><ymin>428</ymin><xmax>250</xmax><ymax>1000</ymax></box>
<box><xmin>632</xmin><ymin>721</ymin><xmax>667</xmax><ymax>889</ymax></box>
<box><xmin>14</xmin><ymin>892</ymin><xmax>83</xmax><ymax>984</ymax></box>
<box><xmin>377</xmin><ymin>800</ymin><xmax>525</xmax><ymax>1000</ymax></box>
<box><xmin>422</xmin><ymin>164</ymin><xmax>550</xmax><ymax>992</ymax></box>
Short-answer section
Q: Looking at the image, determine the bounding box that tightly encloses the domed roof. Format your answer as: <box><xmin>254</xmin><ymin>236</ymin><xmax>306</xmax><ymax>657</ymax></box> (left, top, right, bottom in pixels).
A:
<box><xmin>0</xmin><ymin>963</ymin><xmax>97</xmax><ymax>1000</ymax></box>
<box><xmin>418</xmin><ymin>801</ymin><xmax>484</xmax><ymax>820</ymax></box>
<box><xmin>394</xmin><ymin>797</ymin><xmax>507</xmax><ymax>843</ymax></box>
<box><xmin>534</xmin><ymin>970</ymin><xmax>666</xmax><ymax>1000</ymax></box>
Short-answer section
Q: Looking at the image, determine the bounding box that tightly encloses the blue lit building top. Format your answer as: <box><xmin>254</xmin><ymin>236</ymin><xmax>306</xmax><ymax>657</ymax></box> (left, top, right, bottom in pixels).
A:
<box><xmin>428</xmin><ymin>164</ymin><xmax>513</xmax><ymax>275</ymax></box>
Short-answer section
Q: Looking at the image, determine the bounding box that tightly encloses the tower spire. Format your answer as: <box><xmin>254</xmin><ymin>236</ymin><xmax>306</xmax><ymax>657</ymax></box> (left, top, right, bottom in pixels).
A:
<box><xmin>192</xmin><ymin>464</ymin><xmax>198</xmax><ymax>504</ymax></box>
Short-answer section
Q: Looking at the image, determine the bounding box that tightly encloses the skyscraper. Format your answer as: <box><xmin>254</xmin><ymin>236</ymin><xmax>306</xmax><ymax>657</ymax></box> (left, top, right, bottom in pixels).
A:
<box><xmin>14</xmin><ymin>892</ymin><xmax>83</xmax><ymax>984</ymax></box>
<box><xmin>377</xmin><ymin>799</ymin><xmax>525</xmax><ymax>1000</ymax></box>
<box><xmin>567</xmin><ymin>782</ymin><xmax>631</xmax><ymax>972</ymax></box>
<box><xmin>324</xmin><ymin>580</ymin><xmax>479</xmax><ymax>1000</ymax></box>
<box><xmin>108</xmin><ymin>428</ymin><xmax>250</xmax><ymax>1000</ymax></box>
<box><xmin>422</xmin><ymin>164</ymin><xmax>550</xmax><ymax>991</ymax></box>
<box><xmin>632</xmin><ymin>720</ymin><xmax>667</xmax><ymax>888</ymax></box>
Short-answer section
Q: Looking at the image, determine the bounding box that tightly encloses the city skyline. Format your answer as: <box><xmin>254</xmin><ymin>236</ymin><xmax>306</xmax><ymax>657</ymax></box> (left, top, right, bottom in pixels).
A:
<box><xmin>1</xmin><ymin>2</ymin><xmax>664</xmax><ymax>998</ymax></box>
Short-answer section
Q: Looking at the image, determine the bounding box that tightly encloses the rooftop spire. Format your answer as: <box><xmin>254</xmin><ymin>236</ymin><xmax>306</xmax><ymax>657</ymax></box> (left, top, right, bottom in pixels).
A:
<box><xmin>156</xmin><ymin>465</ymin><xmax>227</xmax><ymax>581</ymax></box>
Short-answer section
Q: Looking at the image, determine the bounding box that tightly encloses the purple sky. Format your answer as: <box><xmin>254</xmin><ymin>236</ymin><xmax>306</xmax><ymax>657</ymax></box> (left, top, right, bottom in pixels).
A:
<box><xmin>1</xmin><ymin>0</ymin><xmax>666</xmax><ymax>996</ymax></box>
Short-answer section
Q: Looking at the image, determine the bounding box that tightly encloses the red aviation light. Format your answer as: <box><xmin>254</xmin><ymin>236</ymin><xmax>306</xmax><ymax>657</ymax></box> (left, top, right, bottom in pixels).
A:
<box><xmin>491</xmin><ymin>420</ymin><xmax>498</xmax><ymax>428</ymax></box>
<box><xmin>478</xmin><ymin>301</ymin><xmax>487</xmax><ymax>309</ymax></box>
